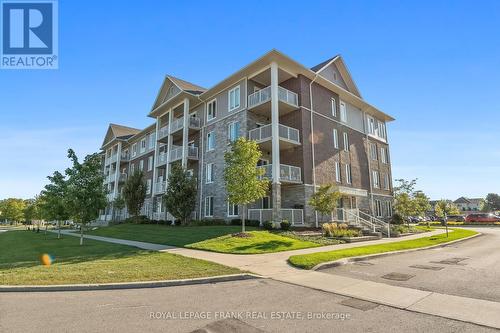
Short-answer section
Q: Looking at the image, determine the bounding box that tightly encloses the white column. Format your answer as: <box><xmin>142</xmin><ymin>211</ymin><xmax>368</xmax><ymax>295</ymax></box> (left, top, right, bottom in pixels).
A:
<box><xmin>181</xmin><ymin>98</ymin><xmax>190</xmax><ymax>168</ymax></box>
<box><xmin>166</xmin><ymin>109</ymin><xmax>173</xmax><ymax>180</ymax></box>
<box><xmin>151</xmin><ymin>116</ymin><xmax>160</xmax><ymax>197</ymax></box>
<box><xmin>270</xmin><ymin>62</ymin><xmax>282</xmax><ymax>222</ymax></box>
<box><xmin>113</xmin><ymin>142</ymin><xmax>122</xmax><ymax>199</ymax></box>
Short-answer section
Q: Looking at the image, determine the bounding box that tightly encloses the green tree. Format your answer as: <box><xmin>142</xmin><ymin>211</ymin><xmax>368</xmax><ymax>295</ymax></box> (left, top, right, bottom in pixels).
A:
<box><xmin>482</xmin><ymin>193</ymin><xmax>500</xmax><ymax>212</ymax></box>
<box><xmin>164</xmin><ymin>163</ymin><xmax>197</xmax><ymax>225</ymax></box>
<box><xmin>309</xmin><ymin>184</ymin><xmax>343</xmax><ymax>222</ymax></box>
<box><xmin>224</xmin><ymin>137</ymin><xmax>269</xmax><ymax>233</ymax></box>
<box><xmin>112</xmin><ymin>195</ymin><xmax>126</xmax><ymax>222</ymax></box>
<box><xmin>414</xmin><ymin>191</ymin><xmax>431</xmax><ymax>217</ymax></box>
<box><xmin>65</xmin><ymin>149</ymin><xmax>107</xmax><ymax>245</ymax></box>
<box><xmin>0</xmin><ymin>198</ymin><xmax>26</xmax><ymax>225</ymax></box>
<box><xmin>40</xmin><ymin>171</ymin><xmax>70</xmax><ymax>238</ymax></box>
<box><xmin>23</xmin><ymin>196</ymin><xmax>43</xmax><ymax>227</ymax></box>
<box><xmin>393</xmin><ymin>179</ymin><xmax>424</xmax><ymax>225</ymax></box>
<box><xmin>122</xmin><ymin>170</ymin><xmax>147</xmax><ymax>222</ymax></box>
<box><xmin>435</xmin><ymin>199</ymin><xmax>460</xmax><ymax>237</ymax></box>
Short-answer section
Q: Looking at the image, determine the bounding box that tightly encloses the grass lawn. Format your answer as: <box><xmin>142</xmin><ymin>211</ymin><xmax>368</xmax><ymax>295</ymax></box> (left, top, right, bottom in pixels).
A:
<box><xmin>288</xmin><ymin>228</ymin><xmax>478</xmax><ymax>269</ymax></box>
<box><xmin>0</xmin><ymin>231</ymin><xmax>240</xmax><ymax>285</ymax></box>
<box><xmin>87</xmin><ymin>224</ymin><xmax>258</xmax><ymax>247</ymax></box>
<box><xmin>186</xmin><ymin>230</ymin><xmax>321</xmax><ymax>254</ymax></box>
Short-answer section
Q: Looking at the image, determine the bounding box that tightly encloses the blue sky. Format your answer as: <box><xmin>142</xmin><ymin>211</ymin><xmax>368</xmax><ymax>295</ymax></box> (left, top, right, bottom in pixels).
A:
<box><xmin>1</xmin><ymin>0</ymin><xmax>499</xmax><ymax>200</ymax></box>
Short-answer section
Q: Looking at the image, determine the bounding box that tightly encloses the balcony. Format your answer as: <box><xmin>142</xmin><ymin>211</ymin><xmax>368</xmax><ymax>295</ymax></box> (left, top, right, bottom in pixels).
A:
<box><xmin>158</xmin><ymin>126</ymin><xmax>169</xmax><ymax>141</ymax></box>
<box><xmin>119</xmin><ymin>173</ymin><xmax>127</xmax><ymax>183</ymax></box>
<box><xmin>157</xmin><ymin>152</ymin><xmax>167</xmax><ymax>166</ymax></box>
<box><xmin>155</xmin><ymin>180</ymin><xmax>167</xmax><ymax>194</ymax></box>
<box><xmin>257</xmin><ymin>164</ymin><xmax>302</xmax><ymax>183</ymax></box>
<box><xmin>248</xmin><ymin>123</ymin><xmax>300</xmax><ymax>150</ymax></box>
<box><xmin>170</xmin><ymin>145</ymin><xmax>199</xmax><ymax>162</ymax></box>
<box><xmin>121</xmin><ymin>152</ymin><xmax>130</xmax><ymax>161</ymax></box>
<box><xmin>248</xmin><ymin>86</ymin><xmax>299</xmax><ymax>116</ymax></box>
<box><xmin>170</xmin><ymin>116</ymin><xmax>201</xmax><ymax>136</ymax></box>
<box><xmin>248</xmin><ymin>209</ymin><xmax>304</xmax><ymax>225</ymax></box>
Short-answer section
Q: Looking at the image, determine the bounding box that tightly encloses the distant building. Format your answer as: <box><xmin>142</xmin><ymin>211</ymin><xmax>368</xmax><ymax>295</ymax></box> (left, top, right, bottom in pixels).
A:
<box><xmin>453</xmin><ymin>197</ymin><xmax>483</xmax><ymax>212</ymax></box>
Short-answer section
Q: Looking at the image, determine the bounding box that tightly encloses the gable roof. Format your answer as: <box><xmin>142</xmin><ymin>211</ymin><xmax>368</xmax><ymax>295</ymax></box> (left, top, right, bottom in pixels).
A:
<box><xmin>101</xmin><ymin>123</ymin><xmax>141</xmax><ymax>148</ymax></box>
<box><xmin>454</xmin><ymin>197</ymin><xmax>471</xmax><ymax>204</ymax></box>
<box><xmin>311</xmin><ymin>55</ymin><xmax>362</xmax><ymax>98</ymax></box>
<box><xmin>150</xmin><ymin>75</ymin><xmax>207</xmax><ymax>114</ymax></box>
<box><xmin>167</xmin><ymin>75</ymin><xmax>206</xmax><ymax>95</ymax></box>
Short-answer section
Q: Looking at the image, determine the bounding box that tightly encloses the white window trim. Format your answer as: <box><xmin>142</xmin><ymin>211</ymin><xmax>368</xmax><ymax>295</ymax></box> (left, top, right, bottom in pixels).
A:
<box><xmin>206</xmin><ymin>131</ymin><xmax>215</xmax><ymax>152</ymax></box>
<box><xmin>147</xmin><ymin>156</ymin><xmax>153</xmax><ymax>171</ymax></box>
<box><xmin>340</xmin><ymin>100</ymin><xmax>347</xmax><ymax>123</ymax></box>
<box><xmin>384</xmin><ymin>173</ymin><xmax>390</xmax><ymax>190</ymax></box>
<box><xmin>331</xmin><ymin>98</ymin><xmax>337</xmax><ymax>117</ymax></box>
<box><xmin>205</xmin><ymin>163</ymin><xmax>214</xmax><ymax>184</ymax></box>
<box><xmin>228</xmin><ymin>86</ymin><xmax>240</xmax><ymax>112</ymax></box>
<box><xmin>343</xmin><ymin>132</ymin><xmax>349</xmax><ymax>152</ymax></box>
<box><xmin>228</xmin><ymin>121</ymin><xmax>240</xmax><ymax>142</ymax></box>
<box><xmin>139</xmin><ymin>160</ymin><xmax>144</xmax><ymax>171</ymax></box>
<box><xmin>372</xmin><ymin>170</ymin><xmax>380</xmax><ymax>188</ymax></box>
<box><xmin>333</xmin><ymin>129</ymin><xmax>338</xmax><ymax>149</ymax></box>
<box><xmin>205</xmin><ymin>196</ymin><xmax>214</xmax><ymax>217</ymax></box>
<box><xmin>140</xmin><ymin>138</ymin><xmax>146</xmax><ymax>153</ymax></box>
<box><xmin>335</xmin><ymin>161</ymin><xmax>341</xmax><ymax>183</ymax></box>
<box><xmin>345</xmin><ymin>164</ymin><xmax>352</xmax><ymax>184</ymax></box>
<box><xmin>227</xmin><ymin>202</ymin><xmax>239</xmax><ymax>217</ymax></box>
<box><xmin>381</xmin><ymin>147</ymin><xmax>387</xmax><ymax>164</ymax></box>
<box><xmin>370</xmin><ymin>143</ymin><xmax>378</xmax><ymax>160</ymax></box>
<box><xmin>207</xmin><ymin>98</ymin><xmax>217</xmax><ymax>122</ymax></box>
<box><xmin>131</xmin><ymin>143</ymin><xmax>137</xmax><ymax>157</ymax></box>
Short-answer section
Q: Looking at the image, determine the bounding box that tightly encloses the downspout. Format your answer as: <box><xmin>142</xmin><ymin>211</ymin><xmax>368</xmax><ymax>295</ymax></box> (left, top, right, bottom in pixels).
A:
<box><xmin>197</xmin><ymin>96</ymin><xmax>206</xmax><ymax>220</ymax></box>
<box><xmin>309</xmin><ymin>73</ymin><xmax>319</xmax><ymax>227</ymax></box>
<box><xmin>362</xmin><ymin>111</ymin><xmax>375</xmax><ymax>217</ymax></box>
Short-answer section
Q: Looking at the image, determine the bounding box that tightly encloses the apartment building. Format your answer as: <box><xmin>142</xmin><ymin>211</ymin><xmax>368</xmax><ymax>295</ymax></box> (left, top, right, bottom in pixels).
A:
<box><xmin>100</xmin><ymin>50</ymin><xmax>395</xmax><ymax>226</ymax></box>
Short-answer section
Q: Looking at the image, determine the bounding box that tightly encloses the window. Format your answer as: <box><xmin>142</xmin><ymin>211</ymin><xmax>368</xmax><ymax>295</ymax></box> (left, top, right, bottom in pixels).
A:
<box><xmin>131</xmin><ymin>143</ymin><xmax>137</xmax><ymax>157</ymax></box>
<box><xmin>228</xmin><ymin>121</ymin><xmax>240</xmax><ymax>142</ymax></box>
<box><xmin>367</xmin><ymin>115</ymin><xmax>375</xmax><ymax>135</ymax></box>
<box><xmin>149</xmin><ymin>133</ymin><xmax>156</xmax><ymax>149</ymax></box>
<box><xmin>381</xmin><ymin>147</ymin><xmax>388</xmax><ymax>164</ymax></box>
<box><xmin>372</xmin><ymin>170</ymin><xmax>380</xmax><ymax>188</ymax></box>
<box><xmin>206</xmin><ymin>163</ymin><xmax>214</xmax><ymax>183</ymax></box>
<box><xmin>377</xmin><ymin>121</ymin><xmax>387</xmax><ymax>140</ymax></box>
<box><xmin>331</xmin><ymin>98</ymin><xmax>337</xmax><ymax>117</ymax></box>
<box><xmin>386</xmin><ymin>201</ymin><xmax>393</xmax><ymax>216</ymax></box>
<box><xmin>130</xmin><ymin>163</ymin><xmax>135</xmax><ymax>174</ymax></box>
<box><xmin>205</xmin><ymin>196</ymin><xmax>214</xmax><ymax>217</ymax></box>
<box><xmin>384</xmin><ymin>173</ymin><xmax>390</xmax><ymax>190</ymax></box>
<box><xmin>345</xmin><ymin>164</ymin><xmax>352</xmax><ymax>184</ymax></box>
<box><xmin>146</xmin><ymin>179</ymin><xmax>152</xmax><ymax>194</ymax></box>
<box><xmin>370</xmin><ymin>143</ymin><xmax>378</xmax><ymax>160</ymax></box>
<box><xmin>206</xmin><ymin>131</ymin><xmax>215</xmax><ymax>151</ymax></box>
<box><xmin>335</xmin><ymin>162</ymin><xmax>341</xmax><ymax>182</ymax></box>
<box><xmin>139</xmin><ymin>160</ymin><xmax>144</xmax><ymax>171</ymax></box>
<box><xmin>333</xmin><ymin>129</ymin><xmax>339</xmax><ymax>149</ymax></box>
<box><xmin>140</xmin><ymin>138</ymin><xmax>146</xmax><ymax>153</ymax></box>
<box><xmin>227</xmin><ymin>202</ymin><xmax>239</xmax><ymax>217</ymax></box>
<box><xmin>340</xmin><ymin>101</ymin><xmax>347</xmax><ymax>122</ymax></box>
<box><xmin>262</xmin><ymin>196</ymin><xmax>270</xmax><ymax>209</ymax></box>
<box><xmin>148</xmin><ymin>156</ymin><xmax>153</xmax><ymax>171</ymax></box>
<box><xmin>207</xmin><ymin>99</ymin><xmax>217</xmax><ymax>121</ymax></box>
<box><xmin>343</xmin><ymin>132</ymin><xmax>349</xmax><ymax>151</ymax></box>
<box><xmin>228</xmin><ymin>86</ymin><xmax>240</xmax><ymax>111</ymax></box>
<box><xmin>375</xmin><ymin>200</ymin><xmax>383</xmax><ymax>217</ymax></box>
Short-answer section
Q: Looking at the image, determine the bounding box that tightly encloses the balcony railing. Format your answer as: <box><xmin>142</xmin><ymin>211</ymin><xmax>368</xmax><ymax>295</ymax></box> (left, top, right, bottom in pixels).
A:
<box><xmin>189</xmin><ymin>117</ymin><xmax>201</xmax><ymax>129</ymax></box>
<box><xmin>155</xmin><ymin>180</ymin><xmax>166</xmax><ymax>194</ymax></box>
<box><xmin>170</xmin><ymin>145</ymin><xmax>183</xmax><ymax>162</ymax></box>
<box><xmin>170</xmin><ymin>118</ymin><xmax>184</xmax><ymax>133</ymax></box>
<box><xmin>247</xmin><ymin>86</ymin><xmax>298</xmax><ymax>109</ymax></box>
<box><xmin>119</xmin><ymin>173</ymin><xmax>127</xmax><ymax>182</ymax></box>
<box><xmin>157</xmin><ymin>152</ymin><xmax>167</xmax><ymax>165</ymax></box>
<box><xmin>121</xmin><ymin>152</ymin><xmax>130</xmax><ymax>161</ymax></box>
<box><xmin>188</xmin><ymin>146</ymin><xmax>199</xmax><ymax>159</ymax></box>
<box><xmin>248</xmin><ymin>124</ymin><xmax>300</xmax><ymax>144</ymax></box>
<box><xmin>248</xmin><ymin>209</ymin><xmax>304</xmax><ymax>225</ymax></box>
<box><xmin>158</xmin><ymin>126</ymin><xmax>169</xmax><ymax>139</ymax></box>
<box><xmin>257</xmin><ymin>164</ymin><xmax>302</xmax><ymax>183</ymax></box>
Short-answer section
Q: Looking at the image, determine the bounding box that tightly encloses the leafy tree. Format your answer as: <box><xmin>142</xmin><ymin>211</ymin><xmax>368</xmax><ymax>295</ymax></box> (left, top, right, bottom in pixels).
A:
<box><xmin>23</xmin><ymin>196</ymin><xmax>43</xmax><ymax>226</ymax></box>
<box><xmin>435</xmin><ymin>199</ymin><xmax>460</xmax><ymax>237</ymax></box>
<box><xmin>0</xmin><ymin>198</ymin><xmax>26</xmax><ymax>225</ymax></box>
<box><xmin>40</xmin><ymin>171</ymin><xmax>70</xmax><ymax>239</ymax></box>
<box><xmin>393</xmin><ymin>179</ymin><xmax>431</xmax><ymax>226</ymax></box>
<box><xmin>65</xmin><ymin>149</ymin><xmax>107</xmax><ymax>245</ymax></box>
<box><xmin>309</xmin><ymin>184</ymin><xmax>343</xmax><ymax>223</ymax></box>
<box><xmin>122</xmin><ymin>170</ymin><xmax>147</xmax><ymax>222</ymax></box>
<box><xmin>224</xmin><ymin>137</ymin><xmax>269</xmax><ymax>233</ymax></box>
<box><xmin>482</xmin><ymin>193</ymin><xmax>500</xmax><ymax>212</ymax></box>
<box><xmin>112</xmin><ymin>195</ymin><xmax>126</xmax><ymax>222</ymax></box>
<box><xmin>414</xmin><ymin>191</ymin><xmax>431</xmax><ymax>217</ymax></box>
<box><xmin>164</xmin><ymin>163</ymin><xmax>197</xmax><ymax>225</ymax></box>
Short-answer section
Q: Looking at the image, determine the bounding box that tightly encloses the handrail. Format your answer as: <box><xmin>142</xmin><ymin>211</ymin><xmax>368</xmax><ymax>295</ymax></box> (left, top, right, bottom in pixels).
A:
<box><xmin>358</xmin><ymin>210</ymin><xmax>391</xmax><ymax>237</ymax></box>
<box><xmin>339</xmin><ymin>208</ymin><xmax>377</xmax><ymax>232</ymax></box>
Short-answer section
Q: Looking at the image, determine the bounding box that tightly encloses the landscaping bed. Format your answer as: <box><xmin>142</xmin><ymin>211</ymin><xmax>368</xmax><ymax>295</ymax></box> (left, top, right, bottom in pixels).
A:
<box><xmin>288</xmin><ymin>228</ymin><xmax>478</xmax><ymax>270</ymax></box>
<box><xmin>0</xmin><ymin>231</ymin><xmax>240</xmax><ymax>285</ymax></box>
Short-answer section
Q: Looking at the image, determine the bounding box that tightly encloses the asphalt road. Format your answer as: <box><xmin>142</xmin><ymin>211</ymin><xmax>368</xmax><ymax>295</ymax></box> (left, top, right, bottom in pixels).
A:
<box><xmin>0</xmin><ymin>279</ymin><xmax>496</xmax><ymax>333</ymax></box>
<box><xmin>319</xmin><ymin>227</ymin><xmax>500</xmax><ymax>302</ymax></box>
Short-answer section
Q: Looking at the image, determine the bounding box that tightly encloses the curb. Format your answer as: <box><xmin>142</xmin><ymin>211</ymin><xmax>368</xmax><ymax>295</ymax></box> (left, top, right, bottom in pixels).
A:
<box><xmin>0</xmin><ymin>273</ymin><xmax>261</xmax><ymax>292</ymax></box>
<box><xmin>311</xmin><ymin>231</ymin><xmax>481</xmax><ymax>271</ymax></box>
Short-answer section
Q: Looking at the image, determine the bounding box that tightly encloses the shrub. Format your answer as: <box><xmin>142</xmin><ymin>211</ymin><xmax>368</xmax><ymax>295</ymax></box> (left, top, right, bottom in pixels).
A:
<box><xmin>189</xmin><ymin>219</ymin><xmax>227</xmax><ymax>226</ymax></box>
<box><xmin>231</xmin><ymin>219</ymin><xmax>261</xmax><ymax>227</ymax></box>
<box><xmin>280</xmin><ymin>220</ymin><xmax>291</xmax><ymax>231</ymax></box>
<box><xmin>124</xmin><ymin>215</ymin><xmax>150</xmax><ymax>224</ymax></box>
<box><xmin>263</xmin><ymin>221</ymin><xmax>274</xmax><ymax>230</ymax></box>
<box><xmin>322</xmin><ymin>222</ymin><xmax>361</xmax><ymax>237</ymax></box>
<box><xmin>391</xmin><ymin>213</ymin><xmax>404</xmax><ymax>225</ymax></box>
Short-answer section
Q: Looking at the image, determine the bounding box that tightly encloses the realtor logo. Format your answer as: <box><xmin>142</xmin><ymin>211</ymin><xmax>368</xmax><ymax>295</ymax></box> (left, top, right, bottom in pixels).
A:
<box><xmin>1</xmin><ymin>0</ymin><xmax>58</xmax><ymax>69</ymax></box>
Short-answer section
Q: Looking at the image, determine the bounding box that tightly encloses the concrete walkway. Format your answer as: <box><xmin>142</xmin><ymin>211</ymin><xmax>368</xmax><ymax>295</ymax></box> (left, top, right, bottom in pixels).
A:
<box><xmin>57</xmin><ymin>228</ymin><xmax>500</xmax><ymax>329</ymax></box>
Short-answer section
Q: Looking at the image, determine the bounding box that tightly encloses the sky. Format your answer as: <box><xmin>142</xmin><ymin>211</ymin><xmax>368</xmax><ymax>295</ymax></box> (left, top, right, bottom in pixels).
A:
<box><xmin>1</xmin><ymin>0</ymin><xmax>499</xmax><ymax>200</ymax></box>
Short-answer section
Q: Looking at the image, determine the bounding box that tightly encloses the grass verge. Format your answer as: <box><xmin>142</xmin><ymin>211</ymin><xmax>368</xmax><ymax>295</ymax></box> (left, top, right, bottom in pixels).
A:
<box><xmin>187</xmin><ymin>231</ymin><xmax>321</xmax><ymax>254</ymax></box>
<box><xmin>0</xmin><ymin>231</ymin><xmax>240</xmax><ymax>285</ymax></box>
<box><xmin>288</xmin><ymin>228</ymin><xmax>478</xmax><ymax>270</ymax></box>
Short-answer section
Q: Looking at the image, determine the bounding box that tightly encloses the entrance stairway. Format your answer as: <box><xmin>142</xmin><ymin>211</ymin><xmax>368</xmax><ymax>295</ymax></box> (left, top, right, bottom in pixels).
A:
<box><xmin>336</xmin><ymin>208</ymin><xmax>391</xmax><ymax>238</ymax></box>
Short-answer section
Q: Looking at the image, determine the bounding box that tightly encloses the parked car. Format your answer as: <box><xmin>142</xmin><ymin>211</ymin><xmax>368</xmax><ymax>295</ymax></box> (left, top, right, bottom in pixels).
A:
<box><xmin>446</xmin><ymin>215</ymin><xmax>465</xmax><ymax>222</ymax></box>
<box><xmin>465</xmin><ymin>213</ymin><xmax>500</xmax><ymax>223</ymax></box>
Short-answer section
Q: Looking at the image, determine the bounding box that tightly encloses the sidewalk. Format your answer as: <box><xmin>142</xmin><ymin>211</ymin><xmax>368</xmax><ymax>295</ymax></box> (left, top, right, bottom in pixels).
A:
<box><xmin>56</xmin><ymin>228</ymin><xmax>500</xmax><ymax>329</ymax></box>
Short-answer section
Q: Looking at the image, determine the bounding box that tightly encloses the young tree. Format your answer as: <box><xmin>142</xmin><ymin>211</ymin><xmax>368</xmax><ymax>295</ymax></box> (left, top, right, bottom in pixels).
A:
<box><xmin>65</xmin><ymin>149</ymin><xmax>107</xmax><ymax>245</ymax></box>
<box><xmin>393</xmin><ymin>179</ymin><xmax>425</xmax><ymax>226</ymax></box>
<box><xmin>164</xmin><ymin>163</ymin><xmax>197</xmax><ymax>225</ymax></box>
<box><xmin>308</xmin><ymin>184</ymin><xmax>343</xmax><ymax>223</ymax></box>
<box><xmin>23</xmin><ymin>196</ymin><xmax>43</xmax><ymax>228</ymax></box>
<box><xmin>435</xmin><ymin>200</ymin><xmax>460</xmax><ymax>237</ymax></box>
<box><xmin>224</xmin><ymin>137</ymin><xmax>269</xmax><ymax>233</ymax></box>
<box><xmin>122</xmin><ymin>170</ymin><xmax>147</xmax><ymax>222</ymax></box>
<box><xmin>40</xmin><ymin>171</ymin><xmax>70</xmax><ymax>239</ymax></box>
<box><xmin>414</xmin><ymin>191</ymin><xmax>431</xmax><ymax>217</ymax></box>
<box><xmin>482</xmin><ymin>193</ymin><xmax>500</xmax><ymax>212</ymax></box>
<box><xmin>112</xmin><ymin>195</ymin><xmax>126</xmax><ymax>222</ymax></box>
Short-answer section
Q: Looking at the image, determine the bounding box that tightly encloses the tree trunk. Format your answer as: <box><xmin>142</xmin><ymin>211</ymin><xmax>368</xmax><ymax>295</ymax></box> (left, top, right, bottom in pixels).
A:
<box><xmin>242</xmin><ymin>204</ymin><xmax>246</xmax><ymax>233</ymax></box>
<box><xmin>80</xmin><ymin>224</ymin><xmax>84</xmax><ymax>245</ymax></box>
<box><xmin>58</xmin><ymin>220</ymin><xmax>61</xmax><ymax>239</ymax></box>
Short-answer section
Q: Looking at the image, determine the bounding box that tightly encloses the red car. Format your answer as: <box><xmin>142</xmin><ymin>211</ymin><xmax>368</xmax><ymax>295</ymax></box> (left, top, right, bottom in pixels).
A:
<box><xmin>465</xmin><ymin>213</ymin><xmax>500</xmax><ymax>223</ymax></box>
